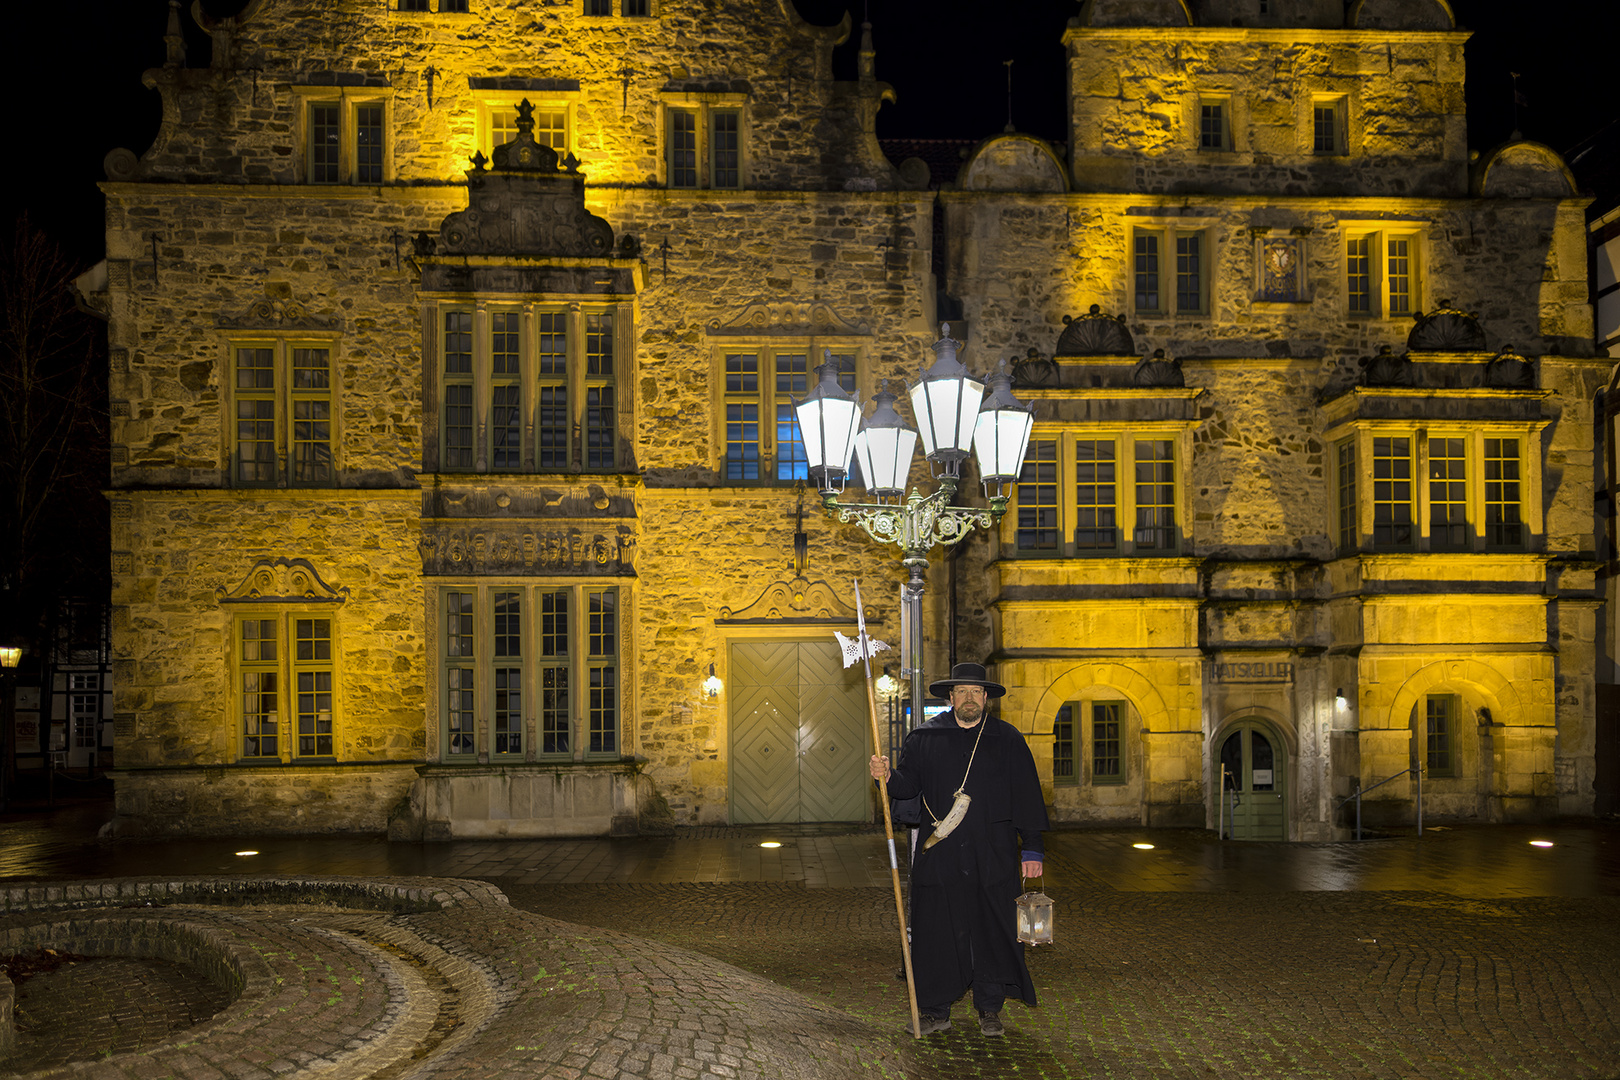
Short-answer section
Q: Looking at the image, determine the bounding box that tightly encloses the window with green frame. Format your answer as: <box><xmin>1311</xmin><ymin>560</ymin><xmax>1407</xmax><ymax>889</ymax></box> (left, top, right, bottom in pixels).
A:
<box><xmin>1424</xmin><ymin>694</ymin><xmax>1455</xmax><ymax>777</ymax></box>
<box><xmin>1053</xmin><ymin>704</ymin><xmax>1076</xmax><ymax>785</ymax></box>
<box><xmin>438</xmin><ymin>584</ymin><xmax>622</xmax><ymax>760</ymax></box>
<box><xmin>1090</xmin><ymin>701</ymin><xmax>1124</xmax><ymax>783</ymax></box>
<box><xmin>436</xmin><ymin>304</ymin><xmax>621</xmax><ymax>473</ymax></box>
<box><xmin>235</xmin><ymin>613</ymin><xmax>335</xmax><ymax>761</ymax></box>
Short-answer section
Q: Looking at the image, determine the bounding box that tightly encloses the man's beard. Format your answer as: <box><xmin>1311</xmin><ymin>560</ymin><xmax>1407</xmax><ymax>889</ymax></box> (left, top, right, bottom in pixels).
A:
<box><xmin>957</xmin><ymin>701</ymin><xmax>983</xmax><ymax>725</ymax></box>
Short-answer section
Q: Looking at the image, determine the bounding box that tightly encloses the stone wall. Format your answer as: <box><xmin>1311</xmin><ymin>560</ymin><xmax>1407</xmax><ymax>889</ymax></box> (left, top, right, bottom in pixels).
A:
<box><xmin>1064</xmin><ymin>28</ymin><xmax>1469</xmax><ymax>197</ymax></box>
<box><xmin>121</xmin><ymin>0</ymin><xmax>892</xmax><ymax>192</ymax></box>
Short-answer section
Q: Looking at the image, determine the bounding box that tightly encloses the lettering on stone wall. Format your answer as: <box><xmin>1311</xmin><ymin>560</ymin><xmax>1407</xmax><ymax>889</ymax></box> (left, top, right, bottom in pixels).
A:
<box><xmin>1213</xmin><ymin>661</ymin><xmax>1294</xmax><ymax>684</ymax></box>
<box><xmin>419</xmin><ymin>527</ymin><xmax>636</xmax><ymax>576</ymax></box>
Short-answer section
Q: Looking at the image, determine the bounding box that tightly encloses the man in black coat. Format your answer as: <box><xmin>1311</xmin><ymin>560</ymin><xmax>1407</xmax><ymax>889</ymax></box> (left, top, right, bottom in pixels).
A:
<box><xmin>869</xmin><ymin>662</ymin><xmax>1048</xmax><ymax>1037</ymax></box>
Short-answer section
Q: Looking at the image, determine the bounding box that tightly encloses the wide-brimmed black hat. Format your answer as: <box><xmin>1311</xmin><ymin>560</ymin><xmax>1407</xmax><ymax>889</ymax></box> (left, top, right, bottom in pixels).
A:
<box><xmin>928</xmin><ymin>662</ymin><xmax>1006</xmax><ymax>699</ymax></box>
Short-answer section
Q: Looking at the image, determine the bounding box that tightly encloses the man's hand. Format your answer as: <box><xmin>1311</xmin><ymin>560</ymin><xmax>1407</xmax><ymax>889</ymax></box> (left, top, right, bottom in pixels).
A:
<box><xmin>869</xmin><ymin>754</ymin><xmax>890</xmax><ymax>782</ymax></box>
<box><xmin>1021</xmin><ymin>859</ymin><xmax>1043</xmax><ymax>879</ymax></box>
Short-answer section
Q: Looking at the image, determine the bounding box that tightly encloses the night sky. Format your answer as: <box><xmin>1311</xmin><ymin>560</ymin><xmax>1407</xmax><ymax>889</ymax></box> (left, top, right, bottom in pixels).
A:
<box><xmin>13</xmin><ymin>0</ymin><xmax>1619</xmax><ymax>270</ymax></box>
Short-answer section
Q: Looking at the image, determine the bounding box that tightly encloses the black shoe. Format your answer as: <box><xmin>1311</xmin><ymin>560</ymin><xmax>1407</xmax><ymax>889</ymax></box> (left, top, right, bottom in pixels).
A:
<box><xmin>906</xmin><ymin>1014</ymin><xmax>952</xmax><ymax>1036</ymax></box>
<box><xmin>978</xmin><ymin>1011</ymin><xmax>1004</xmax><ymax>1037</ymax></box>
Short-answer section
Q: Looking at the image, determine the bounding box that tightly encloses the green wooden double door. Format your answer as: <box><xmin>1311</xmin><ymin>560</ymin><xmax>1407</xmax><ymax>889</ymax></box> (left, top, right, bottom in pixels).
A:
<box><xmin>1219</xmin><ymin>721</ymin><xmax>1288</xmax><ymax>841</ymax></box>
<box><xmin>729</xmin><ymin>641</ymin><xmax>869</xmax><ymax>824</ymax></box>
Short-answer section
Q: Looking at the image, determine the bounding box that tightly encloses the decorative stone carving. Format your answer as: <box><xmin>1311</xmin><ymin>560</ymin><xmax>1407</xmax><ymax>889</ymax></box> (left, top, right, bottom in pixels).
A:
<box><xmin>1363</xmin><ymin>344</ymin><xmax>1411</xmax><ymax>387</ymax></box>
<box><xmin>706</xmin><ymin>300</ymin><xmax>871</xmax><ymax>338</ymax></box>
<box><xmin>1010</xmin><ymin>347</ymin><xmax>1057</xmax><ymax>387</ymax></box>
<box><xmin>1134</xmin><ymin>349</ymin><xmax>1184</xmax><ymax>388</ymax></box>
<box><xmin>418</xmin><ymin>526</ymin><xmax>637</xmax><ymax>576</ymax></box>
<box><xmin>1408</xmin><ymin>300</ymin><xmax>1487</xmax><ymax>352</ymax></box>
<box><xmin>717</xmin><ymin>577</ymin><xmax>858</xmax><ymax>622</ymax></box>
<box><xmin>1055</xmin><ymin>306</ymin><xmax>1135</xmax><ymax>356</ymax></box>
<box><xmin>434</xmin><ymin>100</ymin><xmax>615</xmax><ymax>259</ymax></box>
<box><xmin>1485</xmin><ymin>346</ymin><xmax>1535</xmax><ymax>388</ymax></box>
<box><xmin>217</xmin><ymin>558</ymin><xmax>350</xmax><ymax>604</ymax></box>
<box><xmin>216</xmin><ymin>288</ymin><xmax>340</xmax><ymax>331</ymax></box>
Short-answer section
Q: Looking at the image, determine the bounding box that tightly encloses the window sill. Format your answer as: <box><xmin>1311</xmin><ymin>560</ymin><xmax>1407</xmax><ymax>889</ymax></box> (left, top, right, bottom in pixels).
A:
<box><xmin>1251</xmin><ymin>300</ymin><xmax>1312</xmax><ymax>314</ymax></box>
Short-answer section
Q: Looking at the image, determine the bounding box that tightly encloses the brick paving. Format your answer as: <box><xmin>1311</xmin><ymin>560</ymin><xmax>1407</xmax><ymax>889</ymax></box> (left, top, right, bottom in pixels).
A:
<box><xmin>0</xmin><ymin>806</ymin><xmax>1615</xmax><ymax>1078</ymax></box>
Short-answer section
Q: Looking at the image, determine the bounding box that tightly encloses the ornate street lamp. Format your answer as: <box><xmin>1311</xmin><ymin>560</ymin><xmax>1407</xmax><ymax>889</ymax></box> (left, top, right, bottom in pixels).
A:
<box><xmin>795</xmin><ymin>323</ymin><xmax>1034</xmax><ymax>730</ymax></box>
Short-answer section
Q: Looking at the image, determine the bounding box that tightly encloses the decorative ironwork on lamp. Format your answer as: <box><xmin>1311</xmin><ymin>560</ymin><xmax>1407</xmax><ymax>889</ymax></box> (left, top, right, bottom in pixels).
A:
<box><xmin>793</xmin><ymin>321</ymin><xmax>1034</xmax><ymax>732</ymax></box>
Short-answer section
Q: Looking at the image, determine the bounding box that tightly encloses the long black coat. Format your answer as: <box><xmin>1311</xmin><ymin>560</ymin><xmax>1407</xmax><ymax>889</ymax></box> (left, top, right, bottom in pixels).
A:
<box><xmin>886</xmin><ymin>711</ymin><xmax>1049</xmax><ymax>1010</ymax></box>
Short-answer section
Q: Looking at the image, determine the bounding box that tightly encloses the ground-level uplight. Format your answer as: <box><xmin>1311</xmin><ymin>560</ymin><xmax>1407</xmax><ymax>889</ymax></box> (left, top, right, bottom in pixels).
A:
<box><xmin>1529</xmin><ymin>840</ymin><xmax>1554</xmax><ymax>848</ymax></box>
<box><xmin>759</xmin><ymin>841</ymin><xmax>782</xmax><ymax>849</ymax></box>
<box><xmin>235</xmin><ymin>850</ymin><xmax>259</xmax><ymax>857</ymax></box>
<box><xmin>1132</xmin><ymin>842</ymin><xmax>1155</xmax><ymax>850</ymax></box>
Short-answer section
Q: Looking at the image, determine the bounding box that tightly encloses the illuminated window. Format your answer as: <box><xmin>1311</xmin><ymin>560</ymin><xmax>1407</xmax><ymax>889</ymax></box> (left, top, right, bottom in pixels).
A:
<box><xmin>1312</xmin><ymin>97</ymin><xmax>1347</xmax><ymax>155</ymax></box>
<box><xmin>1428</xmin><ymin>437</ymin><xmax>1468</xmax><ymax>551</ymax></box>
<box><xmin>1053</xmin><ymin>705</ymin><xmax>1075</xmax><ymax>785</ymax></box>
<box><xmin>669</xmin><ymin>109</ymin><xmax>698</xmax><ymax>187</ymax></box>
<box><xmin>399</xmin><ymin>0</ymin><xmax>428</xmax><ymax>9</ymax></box>
<box><xmin>718</xmin><ymin>349</ymin><xmax>856</xmax><ymax>482</ymax></box>
<box><xmin>68</xmin><ymin>674</ymin><xmax>100</xmax><ymax>751</ymax></box>
<box><xmin>1134</xmin><ymin>440</ymin><xmax>1177</xmax><ymax>551</ymax></box>
<box><xmin>1074</xmin><ymin>440</ymin><xmax>1118</xmax><ymax>550</ymax></box>
<box><xmin>1484</xmin><ymin>438</ymin><xmax>1524</xmax><ymax>549</ymax></box>
<box><xmin>230</xmin><ymin>339</ymin><xmax>337</xmax><ymax>488</ymax></box>
<box><xmin>1336</xmin><ymin>439</ymin><xmax>1357</xmax><ymax>552</ymax></box>
<box><xmin>1372</xmin><ymin>436</ymin><xmax>1414</xmax><ymax>550</ymax></box>
<box><xmin>1132</xmin><ymin>228</ymin><xmax>1209</xmax><ymax>315</ymax></box>
<box><xmin>1345</xmin><ymin>228</ymin><xmax>1422</xmax><ymax>317</ymax></box>
<box><xmin>1332</xmin><ymin>430</ymin><xmax>1536</xmax><ymax>553</ymax></box>
<box><xmin>585</xmin><ymin>313</ymin><xmax>616</xmax><ymax>468</ymax></box>
<box><xmin>1197</xmin><ymin>96</ymin><xmax>1231</xmax><ymax>151</ymax></box>
<box><xmin>664</xmin><ymin>99</ymin><xmax>746</xmax><ymax>188</ymax></box>
<box><xmin>622</xmin><ymin>0</ymin><xmax>649</xmax><ymax>13</ymax></box>
<box><xmin>438</xmin><ymin>585</ymin><xmax>624</xmax><ymax>760</ymax></box>
<box><xmin>1012</xmin><ymin>432</ymin><xmax>1187</xmax><ymax>556</ymax></box>
<box><xmin>1425</xmin><ymin>695</ymin><xmax>1455</xmax><ymax>777</ymax></box>
<box><xmin>299</xmin><ymin>94</ymin><xmax>391</xmax><ymax>184</ymax></box>
<box><xmin>434</xmin><ymin>304</ymin><xmax>626</xmax><ymax>473</ymax></box>
<box><xmin>235</xmin><ymin>614</ymin><xmax>336</xmax><ymax>761</ymax></box>
<box><xmin>441</xmin><ymin>0</ymin><xmax>469</xmax><ymax>10</ymax></box>
<box><xmin>537</xmin><ymin>312</ymin><xmax>569</xmax><ymax>470</ymax></box>
<box><xmin>1091</xmin><ymin>701</ymin><xmax>1123</xmax><ymax>783</ymax></box>
<box><xmin>1133</xmin><ymin>233</ymin><xmax>1160</xmax><ymax>312</ymax></box>
<box><xmin>482</xmin><ymin>102</ymin><xmax>569</xmax><ymax>158</ymax></box>
<box><xmin>585</xmin><ymin>0</ymin><xmax>611</xmax><ymax>13</ymax></box>
<box><xmin>1017</xmin><ymin>440</ymin><xmax>1060</xmax><ymax>550</ymax></box>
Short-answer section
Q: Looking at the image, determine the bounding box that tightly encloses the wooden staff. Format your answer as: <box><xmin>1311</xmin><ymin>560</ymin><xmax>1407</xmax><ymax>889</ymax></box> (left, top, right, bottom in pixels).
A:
<box><xmin>848</xmin><ymin>579</ymin><xmax>923</xmax><ymax>1039</ymax></box>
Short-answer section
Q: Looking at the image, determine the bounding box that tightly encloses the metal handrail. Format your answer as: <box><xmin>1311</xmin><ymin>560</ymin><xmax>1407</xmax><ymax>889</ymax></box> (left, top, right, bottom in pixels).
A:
<box><xmin>1334</xmin><ymin>766</ymin><xmax>1424</xmax><ymax>840</ymax></box>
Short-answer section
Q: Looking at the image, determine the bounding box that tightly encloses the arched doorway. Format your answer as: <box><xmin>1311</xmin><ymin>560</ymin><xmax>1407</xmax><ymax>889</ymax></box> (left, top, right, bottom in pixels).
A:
<box><xmin>1217</xmin><ymin>720</ymin><xmax>1287</xmax><ymax>841</ymax></box>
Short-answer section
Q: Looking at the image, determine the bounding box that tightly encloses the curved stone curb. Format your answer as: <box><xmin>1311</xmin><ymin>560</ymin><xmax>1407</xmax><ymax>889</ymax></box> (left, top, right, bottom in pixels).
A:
<box><xmin>0</xmin><ymin>876</ymin><xmax>914</xmax><ymax>1080</ymax></box>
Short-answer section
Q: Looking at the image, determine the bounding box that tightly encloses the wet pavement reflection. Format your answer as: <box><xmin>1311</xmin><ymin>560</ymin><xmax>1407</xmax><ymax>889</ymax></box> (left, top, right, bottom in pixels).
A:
<box><xmin>2</xmin><ymin>799</ymin><xmax>1617</xmax><ymax>897</ymax></box>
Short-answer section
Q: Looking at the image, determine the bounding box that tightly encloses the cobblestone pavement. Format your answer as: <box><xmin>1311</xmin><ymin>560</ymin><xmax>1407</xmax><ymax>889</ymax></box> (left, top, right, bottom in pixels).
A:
<box><xmin>0</xmin><ymin>805</ymin><xmax>1616</xmax><ymax>1079</ymax></box>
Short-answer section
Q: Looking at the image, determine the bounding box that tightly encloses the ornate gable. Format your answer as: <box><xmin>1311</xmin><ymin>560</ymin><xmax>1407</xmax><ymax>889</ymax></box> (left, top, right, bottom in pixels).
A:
<box><xmin>706</xmin><ymin>300</ymin><xmax>872</xmax><ymax>338</ymax></box>
<box><xmin>717</xmin><ymin>577</ymin><xmax>860</xmax><ymax>623</ymax></box>
<box><xmin>217</xmin><ymin>558</ymin><xmax>349</xmax><ymax>604</ymax></box>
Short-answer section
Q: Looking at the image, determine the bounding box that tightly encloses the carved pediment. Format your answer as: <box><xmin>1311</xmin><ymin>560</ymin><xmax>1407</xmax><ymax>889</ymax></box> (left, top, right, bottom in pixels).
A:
<box><xmin>1362</xmin><ymin>345</ymin><xmax>1411</xmax><ymax>387</ymax></box>
<box><xmin>1133</xmin><ymin>349</ymin><xmax>1184</xmax><ymax>388</ymax></box>
<box><xmin>217</xmin><ymin>558</ymin><xmax>349</xmax><ymax>604</ymax></box>
<box><xmin>216</xmin><ymin>289</ymin><xmax>340</xmax><ymax>331</ymax></box>
<box><xmin>1408</xmin><ymin>301</ymin><xmax>1487</xmax><ymax>352</ymax></box>
<box><xmin>717</xmin><ymin>577</ymin><xmax>859</xmax><ymax>622</ymax></box>
<box><xmin>1055</xmin><ymin>306</ymin><xmax>1135</xmax><ymax>357</ymax></box>
<box><xmin>706</xmin><ymin>300</ymin><xmax>871</xmax><ymax>338</ymax></box>
<box><xmin>434</xmin><ymin>101</ymin><xmax>614</xmax><ymax>259</ymax></box>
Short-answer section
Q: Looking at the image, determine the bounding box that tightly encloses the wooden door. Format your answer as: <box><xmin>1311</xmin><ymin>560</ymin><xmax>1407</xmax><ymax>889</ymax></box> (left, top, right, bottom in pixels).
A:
<box><xmin>1218</xmin><ymin>723</ymin><xmax>1287</xmax><ymax>841</ymax></box>
<box><xmin>730</xmin><ymin>640</ymin><xmax>868</xmax><ymax>823</ymax></box>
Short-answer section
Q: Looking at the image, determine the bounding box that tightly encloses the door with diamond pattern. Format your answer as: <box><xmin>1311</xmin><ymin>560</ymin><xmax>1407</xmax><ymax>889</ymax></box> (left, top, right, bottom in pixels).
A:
<box><xmin>730</xmin><ymin>640</ymin><xmax>869</xmax><ymax>823</ymax></box>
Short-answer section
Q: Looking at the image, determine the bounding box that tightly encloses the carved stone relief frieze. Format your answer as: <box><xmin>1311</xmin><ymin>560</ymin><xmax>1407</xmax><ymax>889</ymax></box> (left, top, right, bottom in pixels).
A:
<box><xmin>217</xmin><ymin>558</ymin><xmax>350</xmax><ymax>604</ymax></box>
<box><xmin>419</xmin><ymin>524</ymin><xmax>637</xmax><ymax>576</ymax></box>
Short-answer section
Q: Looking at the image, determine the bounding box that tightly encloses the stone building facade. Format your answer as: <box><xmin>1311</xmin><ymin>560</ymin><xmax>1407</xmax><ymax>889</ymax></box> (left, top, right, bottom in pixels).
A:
<box><xmin>85</xmin><ymin>0</ymin><xmax>1600</xmax><ymax>839</ymax></box>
